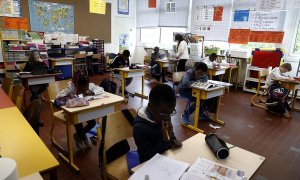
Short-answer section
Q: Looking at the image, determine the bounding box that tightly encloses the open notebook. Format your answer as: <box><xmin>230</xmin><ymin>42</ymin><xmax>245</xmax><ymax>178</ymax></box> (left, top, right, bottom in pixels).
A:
<box><xmin>130</xmin><ymin>154</ymin><xmax>246</xmax><ymax>180</ymax></box>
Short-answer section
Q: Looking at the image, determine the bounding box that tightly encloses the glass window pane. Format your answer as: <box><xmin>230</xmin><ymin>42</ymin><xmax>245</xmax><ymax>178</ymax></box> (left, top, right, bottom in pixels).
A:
<box><xmin>293</xmin><ymin>21</ymin><xmax>300</xmax><ymax>54</ymax></box>
<box><xmin>140</xmin><ymin>28</ymin><xmax>160</xmax><ymax>44</ymax></box>
<box><xmin>160</xmin><ymin>27</ymin><xmax>186</xmax><ymax>44</ymax></box>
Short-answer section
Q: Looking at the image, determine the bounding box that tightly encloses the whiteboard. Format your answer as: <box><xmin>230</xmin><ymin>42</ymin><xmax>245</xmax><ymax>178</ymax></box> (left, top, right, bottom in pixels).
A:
<box><xmin>190</xmin><ymin>0</ymin><xmax>233</xmax><ymax>41</ymax></box>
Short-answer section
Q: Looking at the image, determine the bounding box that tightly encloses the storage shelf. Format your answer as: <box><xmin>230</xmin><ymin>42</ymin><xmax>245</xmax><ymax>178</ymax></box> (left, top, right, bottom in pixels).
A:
<box><xmin>5</xmin><ymin>60</ymin><xmax>29</xmax><ymax>62</ymax></box>
<box><xmin>2</xmin><ymin>39</ymin><xmax>31</xmax><ymax>41</ymax></box>
<box><xmin>4</xmin><ymin>50</ymin><xmax>31</xmax><ymax>52</ymax></box>
<box><xmin>245</xmin><ymin>77</ymin><xmax>266</xmax><ymax>83</ymax></box>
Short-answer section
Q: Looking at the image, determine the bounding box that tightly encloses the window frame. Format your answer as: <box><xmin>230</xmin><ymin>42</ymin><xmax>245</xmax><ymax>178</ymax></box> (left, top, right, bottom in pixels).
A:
<box><xmin>290</xmin><ymin>11</ymin><xmax>300</xmax><ymax>56</ymax></box>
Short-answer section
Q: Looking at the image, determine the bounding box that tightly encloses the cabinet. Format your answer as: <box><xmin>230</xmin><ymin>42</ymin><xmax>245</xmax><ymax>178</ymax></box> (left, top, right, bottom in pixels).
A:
<box><xmin>243</xmin><ymin>65</ymin><xmax>269</xmax><ymax>93</ymax></box>
<box><xmin>0</xmin><ymin>29</ymin><xmax>31</xmax><ymax>80</ymax></box>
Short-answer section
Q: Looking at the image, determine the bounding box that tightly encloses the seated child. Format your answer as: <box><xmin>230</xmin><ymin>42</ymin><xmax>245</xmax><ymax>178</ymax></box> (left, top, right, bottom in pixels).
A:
<box><xmin>56</xmin><ymin>70</ymin><xmax>104</xmax><ymax>149</ymax></box>
<box><xmin>203</xmin><ymin>53</ymin><xmax>218</xmax><ymax>68</ymax></box>
<box><xmin>110</xmin><ymin>50</ymin><xmax>133</xmax><ymax>98</ymax></box>
<box><xmin>133</xmin><ymin>84</ymin><xmax>182</xmax><ymax>163</ymax></box>
<box><xmin>179</xmin><ymin>62</ymin><xmax>211</xmax><ymax>124</ymax></box>
<box><xmin>23</xmin><ymin>50</ymin><xmax>48</xmax><ymax>101</ymax></box>
<box><xmin>266</xmin><ymin>63</ymin><xmax>292</xmax><ymax>87</ymax></box>
<box><xmin>151</xmin><ymin>47</ymin><xmax>166</xmax><ymax>82</ymax></box>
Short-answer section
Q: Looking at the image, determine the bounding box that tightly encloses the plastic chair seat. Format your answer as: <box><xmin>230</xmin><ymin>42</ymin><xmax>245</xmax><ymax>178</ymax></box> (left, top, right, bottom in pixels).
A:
<box><xmin>106</xmin><ymin>154</ymin><xmax>130</xmax><ymax>180</ymax></box>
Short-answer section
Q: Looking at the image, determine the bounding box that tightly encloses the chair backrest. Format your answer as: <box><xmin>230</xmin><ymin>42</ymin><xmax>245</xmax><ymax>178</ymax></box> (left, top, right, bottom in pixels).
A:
<box><xmin>100</xmin><ymin>109</ymin><xmax>137</xmax><ymax>150</ymax></box>
<box><xmin>1</xmin><ymin>77</ymin><xmax>14</xmax><ymax>98</ymax></box>
<box><xmin>43</xmin><ymin>80</ymin><xmax>69</xmax><ymax>103</ymax></box>
<box><xmin>74</xmin><ymin>53</ymin><xmax>86</xmax><ymax>59</ymax></box>
<box><xmin>12</xmin><ymin>85</ymin><xmax>25</xmax><ymax>110</ymax></box>
<box><xmin>144</xmin><ymin>56</ymin><xmax>151</xmax><ymax>65</ymax></box>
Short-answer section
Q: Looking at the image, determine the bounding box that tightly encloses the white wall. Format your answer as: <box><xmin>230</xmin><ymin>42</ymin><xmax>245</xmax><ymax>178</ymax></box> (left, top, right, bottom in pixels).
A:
<box><xmin>105</xmin><ymin>0</ymin><xmax>136</xmax><ymax>56</ymax></box>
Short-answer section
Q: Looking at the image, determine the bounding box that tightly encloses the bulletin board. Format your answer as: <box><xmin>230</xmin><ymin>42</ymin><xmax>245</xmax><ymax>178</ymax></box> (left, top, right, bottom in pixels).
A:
<box><xmin>190</xmin><ymin>0</ymin><xmax>233</xmax><ymax>41</ymax></box>
<box><xmin>20</xmin><ymin>0</ymin><xmax>111</xmax><ymax>42</ymax></box>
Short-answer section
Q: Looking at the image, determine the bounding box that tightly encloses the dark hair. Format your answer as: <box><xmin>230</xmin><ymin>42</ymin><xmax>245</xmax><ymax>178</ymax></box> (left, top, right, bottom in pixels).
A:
<box><xmin>149</xmin><ymin>84</ymin><xmax>176</xmax><ymax>106</ymax></box>
<box><xmin>194</xmin><ymin>62</ymin><xmax>208</xmax><ymax>73</ymax></box>
<box><xmin>72</xmin><ymin>70</ymin><xmax>89</xmax><ymax>88</ymax></box>
<box><xmin>28</xmin><ymin>49</ymin><xmax>40</xmax><ymax>64</ymax></box>
<box><xmin>209</xmin><ymin>53</ymin><xmax>218</xmax><ymax>60</ymax></box>
<box><xmin>123</xmin><ymin>50</ymin><xmax>130</xmax><ymax>58</ymax></box>
<box><xmin>175</xmin><ymin>34</ymin><xmax>187</xmax><ymax>50</ymax></box>
<box><xmin>280</xmin><ymin>63</ymin><xmax>292</xmax><ymax>71</ymax></box>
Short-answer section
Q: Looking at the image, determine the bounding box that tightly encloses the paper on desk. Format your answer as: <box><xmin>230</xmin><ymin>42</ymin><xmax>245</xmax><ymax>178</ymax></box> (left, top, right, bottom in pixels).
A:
<box><xmin>185</xmin><ymin>157</ymin><xmax>246</xmax><ymax>180</ymax></box>
<box><xmin>129</xmin><ymin>154</ymin><xmax>189</xmax><ymax>180</ymax></box>
<box><xmin>84</xmin><ymin>95</ymin><xmax>109</xmax><ymax>101</ymax></box>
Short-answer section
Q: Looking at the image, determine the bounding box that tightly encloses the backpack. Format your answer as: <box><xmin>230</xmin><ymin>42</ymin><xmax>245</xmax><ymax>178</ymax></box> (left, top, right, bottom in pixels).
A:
<box><xmin>151</xmin><ymin>63</ymin><xmax>161</xmax><ymax>76</ymax></box>
<box><xmin>99</xmin><ymin>78</ymin><xmax>117</xmax><ymax>94</ymax></box>
<box><xmin>266</xmin><ymin>83</ymin><xmax>290</xmax><ymax>114</ymax></box>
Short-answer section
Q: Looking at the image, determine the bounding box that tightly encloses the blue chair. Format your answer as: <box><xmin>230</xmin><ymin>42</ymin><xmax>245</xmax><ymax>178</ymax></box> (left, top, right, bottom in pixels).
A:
<box><xmin>172</xmin><ymin>72</ymin><xmax>191</xmax><ymax>120</ymax></box>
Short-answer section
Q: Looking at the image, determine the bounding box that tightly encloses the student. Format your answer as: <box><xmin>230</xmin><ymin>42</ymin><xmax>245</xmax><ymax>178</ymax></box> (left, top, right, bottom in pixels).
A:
<box><xmin>110</xmin><ymin>50</ymin><xmax>133</xmax><ymax>98</ymax></box>
<box><xmin>179</xmin><ymin>62</ymin><xmax>211</xmax><ymax>124</ymax></box>
<box><xmin>175</xmin><ymin>34</ymin><xmax>189</xmax><ymax>72</ymax></box>
<box><xmin>266</xmin><ymin>63</ymin><xmax>292</xmax><ymax>87</ymax></box>
<box><xmin>23</xmin><ymin>50</ymin><xmax>48</xmax><ymax>101</ymax></box>
<box><xmin>203</xmin><ymin>53</ymin><xmax>218</xmax><ymax>68</ymax></box>
<box><xmin>133</xmin><ymin>84</ymin><xmax>182</xmax><ymax>163</ymax></box>
<box><xmin>56</xmin><ymin>70</ymin><xmax>104</xmax><ymax>149</ymax></box>
<box><xmin>151</xmin><ymin>46</ymin><xmax>166</xmax><ymax>82</ymax></box>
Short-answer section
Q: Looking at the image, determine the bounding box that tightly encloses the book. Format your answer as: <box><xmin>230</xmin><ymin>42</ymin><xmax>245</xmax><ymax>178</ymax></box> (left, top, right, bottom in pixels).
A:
<box><xmin>191</xmin><ymin>82</ymin><xmax>218</xmax><ymax>89</ymax></box>
<box><xmin>129</xmin><ymin>154</ymin><xmax>190</xmax><ymax>180</ymax></box>
<box><xmin>180</xmin><ymin>157</ymin><xmax>246</xmax><ymax>180</ymax></box>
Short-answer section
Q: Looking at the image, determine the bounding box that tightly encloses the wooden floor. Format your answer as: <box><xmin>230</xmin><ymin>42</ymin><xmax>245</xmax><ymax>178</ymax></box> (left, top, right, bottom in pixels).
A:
<box><xmin>39</xmin><ymin>73</ymin><xmax>300</xmax><ymax>180</ymax></box>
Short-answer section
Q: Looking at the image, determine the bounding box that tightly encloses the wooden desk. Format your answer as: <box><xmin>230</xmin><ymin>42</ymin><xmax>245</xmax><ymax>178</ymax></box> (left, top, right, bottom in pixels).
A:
<box><xmin>157</xmin><ymin>59</ymin><xmax>178</xmax><ymax>83</ymax></box>
<box><xmin>0</xmin><ymin>107</ymin><xmax>59</xmax><ymax>178</ymax></box>
<box><xmin>207</xmin><ymin>66</ymin><xmax>228</xmax><ymax>80</ymax></box>
<box><xmin>0</xmin><ymin>88</ymin><xmax>15</xmax><ymax>109</ymax></box>
<box><xmin>132</xmin><ymin>133</ymin><xmax>265</xmax><ymax>179</ymax></box>
<box><xmin>49</xmin><ymin>57</ymin><xmax>75</xmax><ymax>78</ymax></box>
<box><xmin>53</xmin><ymin>92</ymin><xmax>124</xmax><ymax>172</ymax></box>
<box><xmin>115</xmin><ymin>67</ymin><xmax>148</xmax><ymax>99</ymax></box>
<box><xmin>19</xmin><ymin>173</ymin><xmax>43</xmax><ymax>180</ymax></box>
<box><xmin>183</xmin><ymin>81</ymin><xmax>232</xmax><ymax>133</ymax></box>
<box><xmin>17</xmin><ymin>73</ymin><xmax>60</xmax><ymax>106</ymax></box>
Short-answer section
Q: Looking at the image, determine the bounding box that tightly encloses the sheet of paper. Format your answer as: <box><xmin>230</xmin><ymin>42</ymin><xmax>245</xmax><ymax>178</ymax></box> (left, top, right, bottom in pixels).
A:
<box><xmin>180</xmin><ymin>172</ymin><xmax>208</xmax><ymax>180</ymax></box>
<box><xmin>129</xmin><ymin>154</ymin><xmax>189</xmax><ymax>180</ymax></box>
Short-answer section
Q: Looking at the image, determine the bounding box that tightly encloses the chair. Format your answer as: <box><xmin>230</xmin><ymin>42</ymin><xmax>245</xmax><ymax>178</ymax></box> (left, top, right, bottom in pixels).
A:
<box><xmin>43</xmin><ymin>80</ymin><xmax>69</xmax><ymax>151</ymax></box>
<box><xmin>74</xmin><ymin>53</ymin><xmax>87</xmax><ymax>71</ymax></box>
<box><xmin>1</xmin><ymin>77</ymin><xmax>14</xmax><ymax>98</ymax></box>
<box><xmin>144</xmin><ymin>56</ymin><xmax>151</xmax><ymax>81</ymax></box>
<box><xmin>172</xmin><ymin>72</ymin><xmax>191</xmax><ymax>120</ymax></box>
<box><xmin>226</xmin><ymin>55</ymin><xmax>240</xmax><ymax>92</ymax></box>
<box><xmin>97</xmin><ymin>109</ymin><xmax>137</xmax><ymax>180</ymax></box>
<box><xmin>11</xmin><ymin>85</ymin><xmax>25</xmax><ymax>111</ymax></box>
<box><xmin>250</xmin><ymin>69</ymin><xmax>270</xmax><ymax>110</ymax></box>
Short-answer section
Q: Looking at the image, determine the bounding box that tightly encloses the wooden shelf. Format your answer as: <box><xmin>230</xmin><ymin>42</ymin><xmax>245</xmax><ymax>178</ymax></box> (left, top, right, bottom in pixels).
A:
<box><xmin>4</xmin><ymin>50</ymin><xmax>31</xmax><ymax>52</ymax></box>
<box><xmin>2</xmin><ymin>39</ymin><xmax>31</xmax><ymax>41</ymax></box>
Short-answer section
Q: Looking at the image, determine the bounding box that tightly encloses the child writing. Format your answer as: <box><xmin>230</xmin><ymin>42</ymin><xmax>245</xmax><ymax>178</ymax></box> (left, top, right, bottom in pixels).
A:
<box><xmin>56</xmin><ymin>70</ymin><xmax>104</xmax><ymax>149</ymax></box>
<box><xmin>133</xmin><ymin>84</ymin><xmax>182</xmax><ymax>163</ymax></box>
<box><xmin>266</xmin><ymin>63</ymin><xmax>292</xmax><ymax>87</ymax></box>
<box><xmin>23</xmin><ymin>50</ymin><xmax>48</xmax><ymax>101</ymax></box>
<box><xmin>150</xmin><ymin>47</ymin><xmax>166</xmax><ymax>82</ymax></box>
<box><xmin>179</xmin><ymin>62</ymin><xmax>211</xmax><ymax>124</ymax></box>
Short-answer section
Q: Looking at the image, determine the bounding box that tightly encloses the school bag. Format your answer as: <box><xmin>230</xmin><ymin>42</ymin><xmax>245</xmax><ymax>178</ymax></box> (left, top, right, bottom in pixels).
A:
<box><xmin>266</xmin><ymin>83</ymin><xmax>290</xmax><ymax>114</ymax></box>
<box><xmin>99</xmin><ymin>78</ymin><xmax>117</xmax><ymax>94</ymax></box>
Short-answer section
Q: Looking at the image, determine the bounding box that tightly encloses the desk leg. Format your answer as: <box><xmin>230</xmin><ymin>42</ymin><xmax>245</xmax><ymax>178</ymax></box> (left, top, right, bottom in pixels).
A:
<box><xmin>142</xmin><ymin>76</ymin><xmax>144</xmax><ymax>96</ymax></box>
<box><xmin>236</xmin><ymin>67</ymin><xmax>240</xmax><ymax>89</ymax></box>
<box><xmin>227</xmin><ymin>68</ymin><xmax>233</xmax><ymax>93</ymax></box>
<box><xmin>209</xmin><ymin>72</ymin><xmax>213</xmax><ymax>80</ymax></box>
<box><xmin>58</xmin><ymin>123</ymin><xmax>80</xmax><ymax>172</ymax></box>
<box><xmin>181</xmin><ymin>90</ymin><xmax>204</xmax><ymax>133</ymax></box>
<box><xmin>134</xmin><ymin>76</ymin><xmax>148</xmax><ymax>99</ymax></box>
<box><xmin>49</xmin><ymin>168</ymin><xmax>58</xmax><ymax>180</ymax></box>
<box><xmin>121</xmin><ymin>72</ymin><xmax>125</xmax><ymax>97</ymax></box>
<box><xmin>292</xmin><ymin>89</ymin><xmax>299</xmax><ymax>111</ymax></box>
<box><xmin>160</xmin><ymin>64</ymin><xmax>163</xmax><ymax>83</ymax></box>
<box><xmin>210</xmin><ymin>96</ymin><xmax>225</xmax><ymax>125</ymax></box>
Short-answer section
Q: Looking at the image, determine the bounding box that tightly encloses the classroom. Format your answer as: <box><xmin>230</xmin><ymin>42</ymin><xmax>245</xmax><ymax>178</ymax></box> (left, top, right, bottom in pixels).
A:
<box><xmin>0</xmin><ymin>0</ymin><xmax>300</xmax><ymax>179</ymax></box>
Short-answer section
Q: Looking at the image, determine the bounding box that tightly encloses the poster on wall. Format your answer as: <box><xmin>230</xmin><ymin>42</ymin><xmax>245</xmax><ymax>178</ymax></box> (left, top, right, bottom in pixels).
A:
<box><xmin>228</xmin><ymin>29</ymin><xmax>250</xmax><ymax>44</ymax></box>
<box><xmin>148</xmin><ymin>0</ymin><xmax>156</xmax><ymax>8</ymax></box>
<box><xmin>119</xmin><ymin>34</ymin><xmax>129</xmax><ymax>52</ymax></box>
<box><xmin>118</xmin><ymin>0</ymin><xmax>129</xmax><ymax>15</ymax></box>
<box><xmin>0</xmin><ymin>0</ymin><xmax>21</xmax><ymax>17</ymax></box>
<box><xmin>250</xmin><ymin>11</ymin><xmax>285</xmax><ymax>31</ymax></box>
<box><xmin>4</xmin><ymin>17</ymin><xmax>29</xmax><ymax>31</ymax></box>
<box><xmin>28</xmin><ymin>0</ymin><xmax>74</xmax><ymax>33</ymax></box>
<box><xmin>256</xmin><ymin>0</ymin><xmax>284</xmax><ymax>11</ymax></box>
<box><xmin>89</xmin><ymin>0</ymin><xmax>106</xmax><ymax>15</ymax></box>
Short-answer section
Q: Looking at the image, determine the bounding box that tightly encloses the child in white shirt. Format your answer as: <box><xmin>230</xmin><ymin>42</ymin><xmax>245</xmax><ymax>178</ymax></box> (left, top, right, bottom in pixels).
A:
<box><xmin>265</xmin><ymin>63</ymin><xmax>292</xmax><ymax>87</ymax></box>
<box><xmin>203</xmin><ymin>53</ymin><xmax>218</xmax><ymax>68</ymax></box>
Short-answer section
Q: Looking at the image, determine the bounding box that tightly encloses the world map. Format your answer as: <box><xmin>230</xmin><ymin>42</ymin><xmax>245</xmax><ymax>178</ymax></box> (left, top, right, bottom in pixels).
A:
<box><xmin>28</xmin><ymin>0</ymin><xmax>74</xmax><ymax>33</ymax></box>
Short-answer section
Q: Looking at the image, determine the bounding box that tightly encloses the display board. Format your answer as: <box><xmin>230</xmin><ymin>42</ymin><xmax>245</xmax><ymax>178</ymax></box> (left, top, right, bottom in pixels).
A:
<box><xmin>21</xmin><ymin>0</ymin><xmax>111</xmax><ymax>42</ymax></box>
<box><xmin>190</xmin><ymin>0</ymin><xmax>233</xmax><ymax>41</ymax></box>
<box><xmin>0</xmin><ymin>0</ymin><xmax>21</xmax><ymax>17</ymax></box>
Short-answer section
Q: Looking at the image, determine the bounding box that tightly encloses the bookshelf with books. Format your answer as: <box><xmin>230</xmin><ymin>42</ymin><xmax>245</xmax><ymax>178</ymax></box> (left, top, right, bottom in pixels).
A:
<box><xmin>92</xmin><ymin>39</ymin><xmax>105</xmax><ymax>73</ymax></box>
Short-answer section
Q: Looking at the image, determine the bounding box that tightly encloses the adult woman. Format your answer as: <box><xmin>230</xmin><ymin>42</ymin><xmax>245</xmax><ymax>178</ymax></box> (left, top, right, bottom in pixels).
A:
<box><xmin>175</xmin><ymin>34</ymin><xmax>189</xmax><ymax>72</ymax></box>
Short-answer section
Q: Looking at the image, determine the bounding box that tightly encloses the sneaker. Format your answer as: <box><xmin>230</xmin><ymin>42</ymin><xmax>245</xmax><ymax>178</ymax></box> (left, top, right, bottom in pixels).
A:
<box><xmin>181</xmin><ymin>114</ymin><xmax>189</xmax><ymax>125</ymax></box>
<box><xmin>73</xmin><ymin>133</ymin><xmax>84</xmax><ymax>149</ymax></box>
<box><xmin>82</xmin><ymin>135</ymin><xmax>92</xmax><ymax>149</ymax></box>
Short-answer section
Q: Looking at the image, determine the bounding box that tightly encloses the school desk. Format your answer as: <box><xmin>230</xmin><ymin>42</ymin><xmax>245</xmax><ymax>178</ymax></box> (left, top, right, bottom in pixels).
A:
<box><xmin>207</xmin><ymin>66</ymin><xmax>228</xmax><ymax>81</ymax></box>
<box><xmin>156</xmin><ymin>59</ymin><xmax>178</xmax><ymax>83</ymax></box>
<box><xmin>132</xmin><ymin>133</ymin><xmax>265</xmax><ymax>179</ymax></box>
<box><xmin>0</xmin><ymin>107</ymin><xmax>59</xmax><ymax>179</ymax></box>
<box><xmin>49</xmin><ymin>57</ymin><xmax>76</xmax><ymax>78</ymax></box>
<box><xmin>183</xmin><ymin>81</ymin><xmax>232</xmax><ymax>133</ymax></box>
<box><xmin>0</xmin><ymin>88</ymin><xmax>15</xmax><ymax>109</ymax></box>
<box><xmin>19</xmin><ymin>172</ymin><xmax>43</xmax><ymax>180</ymax></box>
<box><xmin>51</xmin><ymin>92</ymin><xmax>124</xmax><ymax>172</ymax></box>
<box><xmin>17</xmin><ymin>73</ymin><xmax>60</xmax><ymax>105</ymax></box>
<box><xmin>115</xmin><ymin>67</ymin><xmax>148</xmax><ymax>99</ymax></box>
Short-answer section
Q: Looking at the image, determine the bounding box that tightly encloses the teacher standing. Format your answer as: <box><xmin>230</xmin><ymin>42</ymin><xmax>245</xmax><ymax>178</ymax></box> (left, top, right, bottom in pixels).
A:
<box><xmin>175</xmin><ymin>34</ymin><xmax>189</xmax><ymax>72</ymax></box>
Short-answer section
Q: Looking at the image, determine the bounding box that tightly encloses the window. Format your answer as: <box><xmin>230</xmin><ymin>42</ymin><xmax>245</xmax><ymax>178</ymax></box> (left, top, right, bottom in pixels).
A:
<box><xmin>139</xmin><ymin>27</ymin><xmax>186</xmax><ymax>45</ymax></box>
<box><xmin>293</xmin><ymin>21</ymin><xmax>300</xmax><ymax>54</ymax></box>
